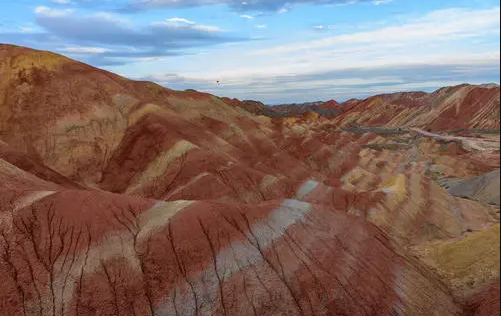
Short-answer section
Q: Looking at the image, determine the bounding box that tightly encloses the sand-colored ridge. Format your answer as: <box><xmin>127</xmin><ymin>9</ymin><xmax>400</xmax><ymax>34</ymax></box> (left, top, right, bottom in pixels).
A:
<box><xmin>126</xmin><ymin>140</ymin><xmax>199</xmax><ymax>194</ymax></box>
<box><xmin>421</xmin><ymin>224</ymin><xmax>500</xmax><ymax>294</ymax></box>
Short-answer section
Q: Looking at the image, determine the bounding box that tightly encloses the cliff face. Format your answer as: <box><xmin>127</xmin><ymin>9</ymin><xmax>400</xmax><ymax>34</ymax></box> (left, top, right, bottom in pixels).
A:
<box><xmin>0</xmin><ymin>44</ymin><xmax>499</xmax><ymax>316</ymax></box>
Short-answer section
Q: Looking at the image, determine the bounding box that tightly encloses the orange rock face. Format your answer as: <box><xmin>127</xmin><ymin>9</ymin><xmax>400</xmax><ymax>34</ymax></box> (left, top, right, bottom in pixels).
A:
<box><xmin>0</xmin><ymin>44</ymin><xmax>499</xmax><ymax>316</ymax></box>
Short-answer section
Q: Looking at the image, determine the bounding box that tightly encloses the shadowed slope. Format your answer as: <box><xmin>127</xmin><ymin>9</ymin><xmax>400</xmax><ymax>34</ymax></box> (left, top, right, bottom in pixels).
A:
<box><xmin>439</xmin><ymin>170</ymin><xmax>500</xmax><ymax>206</ymax></box>
<box><xmin>0</xmin><ymin>142</ymin><xmax>83</xmax><ymax>189</ymax></box>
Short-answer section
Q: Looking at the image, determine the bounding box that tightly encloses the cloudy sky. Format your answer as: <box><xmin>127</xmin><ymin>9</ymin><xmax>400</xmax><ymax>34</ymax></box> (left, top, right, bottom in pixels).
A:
<box><xmin>1</xmin><ymin>0</ymin><xmax>500</xmax><ymax>104</ymax></box>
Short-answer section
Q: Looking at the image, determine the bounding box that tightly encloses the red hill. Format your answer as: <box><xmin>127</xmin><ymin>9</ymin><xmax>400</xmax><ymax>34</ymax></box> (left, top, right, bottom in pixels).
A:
<box><xmin>0</xmin><ymin>44</ymin><xmax>499</xmax><ymax>316</ymax></box>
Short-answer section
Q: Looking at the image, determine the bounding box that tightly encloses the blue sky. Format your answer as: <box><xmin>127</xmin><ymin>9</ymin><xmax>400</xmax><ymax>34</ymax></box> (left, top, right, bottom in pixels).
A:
<box><xmin>0</xmin><ymin>0</ymin><xmax>499</xmax><ymax>104</ymax></box>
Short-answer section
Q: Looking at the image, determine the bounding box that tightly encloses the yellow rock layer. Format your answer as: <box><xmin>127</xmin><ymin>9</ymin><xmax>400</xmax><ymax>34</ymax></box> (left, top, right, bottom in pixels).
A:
<box><xmin>127</xmin><ymin>140</ymin><xmax>199</xmax><ymax>194</ymax></box>
<box><xmin>425</xmin><ymin>224</ymin><xmax>500</xmax><ymax>292</ymax></box>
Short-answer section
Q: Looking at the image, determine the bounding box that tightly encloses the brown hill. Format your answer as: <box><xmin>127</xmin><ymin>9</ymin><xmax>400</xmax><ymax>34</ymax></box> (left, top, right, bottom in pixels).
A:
<box><xmin>231</xmin><ymin>100</ymin><xmax>346</xmax><ymax>118</ymax></box>
<box><xmin>329</xmin><ymin>85</ymin><xmax>500</xmax><ymax>131</ymax></box>
<box><xmin>464</xmin><ymin>281</ymin><xmax>500</xmax><ymax>316</ymax></box>
<box><xmin>0</xmin><ymin>44</ymin><xmax>500</xmax><ymax>316</ymax></box>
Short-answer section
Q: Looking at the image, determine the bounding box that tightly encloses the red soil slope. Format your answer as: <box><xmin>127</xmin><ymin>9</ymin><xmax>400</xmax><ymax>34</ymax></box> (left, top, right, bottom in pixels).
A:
<box><xmin>464</xmin><ymin>282</ymin><xmax>500</xmax><ymax>316</ymax></box>
<box><xmin>0</xmin><ymin>176</ymin><xmax>462</xmax><ymax>315</ymax></box>
<box><xmin>0</xmin><ymin>142</ymin><xmax>83</xmax><ymax>189</ymax></box>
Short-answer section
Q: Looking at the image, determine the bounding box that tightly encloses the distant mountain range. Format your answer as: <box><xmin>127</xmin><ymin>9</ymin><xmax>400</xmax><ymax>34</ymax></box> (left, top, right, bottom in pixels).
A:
<box><xmin>224</xmin><ymin>84</ymin><xmax>500</xmax><ymax>128</ymax></box>
<box><xmin>220</xmin><ymin>99</ymin><xmax>347</xmax><ymax>118</ymax></box>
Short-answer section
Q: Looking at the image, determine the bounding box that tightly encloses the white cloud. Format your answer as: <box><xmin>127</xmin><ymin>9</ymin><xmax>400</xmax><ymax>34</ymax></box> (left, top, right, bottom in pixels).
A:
<box><xmin>122</xmin><ymin>0</ymin><xmax>390</xmax><ymax>13</ymax></box>
<box><xmin>153</xmin><ymin>20</ymin><xmax>223</xmax><ymax>32</ymax></box>
<box><xmin>167</xmin><ymin>17</ymin><xmax>196</xmax><ymax>24</ymax></box>
<box><xmin>372</xmin><ymin>0</ymin><xmax>395</xmax><ymax>5</ymax></box>
<box><xmin>138</xmin><ymin>57</ymin><xmax>499</xmax><ymax>103</ymax></box>
<box><xmin>193</xmin><ymin>25</ymin><xmax>223</xmax><ymax>32</ymax></box>
<box><xmin>156</xmin><ymin>17</ymin><xmax>223</xmax><ymax>32</ymax></box>
<box><xmin>58</xmin><ymin>46</ymin><xmax>112</xmax><ymax>54</ymax></box>
<box><xmin>326</xmin><ymin>0</ymin><xmax>360</xmax><ymax>7</ymax></box>
<box><xmin>91</xmin><ymin>12</ymin><xmax>130</xmax><ymax>24</ymax></box>
<box><xmin>252</xmin><ymin>7</ymin><xmax>501</xmax><ymax>55</ymax></box>
<box><xmin>146</xmin><ymin>51</ymin><xmax>500</xmax><ymax>83</ymax></box>
<box><xmin>255</xmin><ymin>24</ymin><xmax>267</xmax><ymax>28</ymax></box>
<box><xmin>51</xmin><ymin>0</ymin><xmax>72</xmax><ymax>4</ymax></box>
<box><xmin>27</xmin><ymin>5</ymin><xmax>241</xmax><ymax>68</ymax></box>
<box><xmin>18</xmin><ymin>27</ymin><xmax>34</xmax><ymax>33</ymax></box>
<box><xmin>240</xmin><ymin>14</ymin><xmax>255</xmax><ymax>19</ymax></box>
<box><xmin>312</xmin><ymin>25</ymin><xmax>325</xmax><ymax>30</ymax></box>
<box><xmin>34</xmin><ymin>6</ymin><xmax>73</xmax><ymax>16</ymax></box>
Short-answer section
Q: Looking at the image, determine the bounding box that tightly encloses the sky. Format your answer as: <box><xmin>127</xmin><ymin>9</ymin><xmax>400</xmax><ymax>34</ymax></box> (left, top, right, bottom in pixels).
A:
<box><xmin>0</xmin><ymin>0</ymin><xmax>500</xmax><ymax>104</ymax></box>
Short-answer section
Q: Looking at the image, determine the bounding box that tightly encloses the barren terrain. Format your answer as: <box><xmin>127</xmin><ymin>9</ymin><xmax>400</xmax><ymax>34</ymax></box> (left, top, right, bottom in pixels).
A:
<box><xmin>0</xmin><ymin>44</ymin><xmax>499</xmax><ymax>316</ymax></box>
